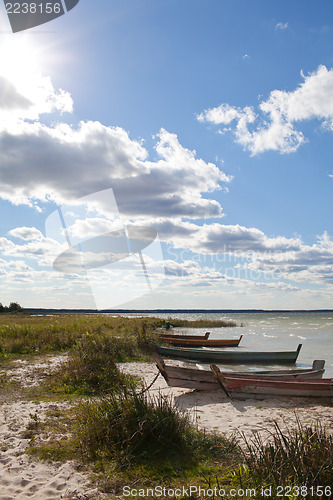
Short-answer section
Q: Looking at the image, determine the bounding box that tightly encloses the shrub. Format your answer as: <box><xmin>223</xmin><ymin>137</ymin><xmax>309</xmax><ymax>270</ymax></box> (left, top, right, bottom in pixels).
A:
<box><xmin>51</xmin><ymin>333</ymin><xmax>134</xmax><ymax>395</ymax></box>
<box><xmin>75</xmin><ymin>390</ymin><xmax>194</xmax><ymax>464</ymax></box>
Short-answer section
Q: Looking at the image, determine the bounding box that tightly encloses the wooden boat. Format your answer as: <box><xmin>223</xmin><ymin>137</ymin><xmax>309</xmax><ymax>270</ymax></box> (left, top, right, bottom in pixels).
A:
<box><xmin>159</xmin><ymin>334</ymin><xmax>243</xmax><ymax>347</ymax></box>
<box><xmin>211</xmin><ymin>365</ymin><xmax>333</xmax><ymax>398</ymax></box>
<box><xmin>155</xmin><ymin>356</ymin><xmax>325</xmax><ymax>391</ymax></box>
<box><xmin>159</xmin><ymin>332</ymin><xmax>210</xmax><ymax>341</ymax></box>
<box><xmin>153</xmin><ymin>342</ymin><xmax>302</xmax><ymax>364</ymax></box>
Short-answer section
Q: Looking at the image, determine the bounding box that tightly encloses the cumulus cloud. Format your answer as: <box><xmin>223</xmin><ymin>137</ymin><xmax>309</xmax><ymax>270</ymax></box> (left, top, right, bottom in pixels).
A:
<box><xmin>0</xmin><ymin>76</ymin><xmax>32</xmax><ymax>110</ymax></box>
<box><xmin>245</xmin><ymin>231</ymin><xmax>333</xmax><ymax>284</ymax></box>
<box><xmin>0</xmin><ymin>71</ymin><xmax>72</xmax><ymax>124</ymax></box>
<box><xmin>0</xmin><ymin>68</ymin><xmax>230</xmax><ymax>218</ymax></box>
<box><xmin>141</xmin><ymin>219</ymin><xmax>333</xmax><ymax>285</ymax></box>
<box><xmin>147</xmin><ymin>219</ymin><xmax>302</xmax><ymax>254</ymax></box>
<box><xmin>198</xmin><ymin>65</ymin><xmax>333</xmax><ymax>154</ymax></box>
<box><xmin>8</xmin><ymin>227</ymin><xmax>44</xmax><ymax>241</ymax></box>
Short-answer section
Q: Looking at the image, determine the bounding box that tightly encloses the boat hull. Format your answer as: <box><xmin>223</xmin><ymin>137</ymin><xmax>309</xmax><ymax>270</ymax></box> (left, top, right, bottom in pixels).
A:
<box><xmin>154</xmin><ymin>342</ymin><xmax>302</xmax><ymax>364</ymax></box>
<box><xmin>155</xmin><ymin>356</ymin><xmax>325</xmax><ymax>391</ymax></box>
<box><xmin>214</xmin><ymin>372</ymin><xmax>333</xmax><ymax>398</ymax></box>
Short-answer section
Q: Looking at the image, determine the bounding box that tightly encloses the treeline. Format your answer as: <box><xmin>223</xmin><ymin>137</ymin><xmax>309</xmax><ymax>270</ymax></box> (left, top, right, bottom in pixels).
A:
<box><xmin>0</xmin><ymin>302</ymin><xmax>24</xmax><ymax>314</ymax></box>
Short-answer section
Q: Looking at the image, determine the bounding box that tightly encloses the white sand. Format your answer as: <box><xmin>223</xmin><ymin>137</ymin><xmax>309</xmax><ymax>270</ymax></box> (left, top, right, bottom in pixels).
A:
<box><xmin>0</xmin><ymin>356</ymin><xmax>100</xmax><ymax>500</ymax></box>
<box><xmin>1</xmin><ymin>357</ymin><xmax>333</xmax><ymax>499</ymax></box>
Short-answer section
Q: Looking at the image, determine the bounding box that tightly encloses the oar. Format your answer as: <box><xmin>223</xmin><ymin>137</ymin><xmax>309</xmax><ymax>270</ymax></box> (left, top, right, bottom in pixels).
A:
<box><xmin>210</xmin><ymin>364</ymin><xmax>231</xmax><ymax>398</ymax></box>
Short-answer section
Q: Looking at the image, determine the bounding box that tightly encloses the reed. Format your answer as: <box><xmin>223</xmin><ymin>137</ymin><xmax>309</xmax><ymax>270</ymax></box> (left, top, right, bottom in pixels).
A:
<box><xmin>0</xmin><ymin>315</ymin><xmax>161</xmax><ymax>358</ymax></box>
<box><xmin>237</xmin><ymin>418</ymin><xmax>333</xmax><ymax>495</ymax></box>
<box><xmin>0</xmin><ymin>314</ymin><xmax>238</xmax><ymax>360</ymax></box>
<box><xmin>74</xmin><ymin>389</ymin><xmax>239</xmax><ymax>467</ymax></box>
<box><xmin>75</xmin><ymin>390</ymin><xmax>193</xmax><ymax>464</ymax></box>
<box><xmin>50</xmin><ymin>332</ymin><xmax>135</xmax><ymax>395</ymax></box>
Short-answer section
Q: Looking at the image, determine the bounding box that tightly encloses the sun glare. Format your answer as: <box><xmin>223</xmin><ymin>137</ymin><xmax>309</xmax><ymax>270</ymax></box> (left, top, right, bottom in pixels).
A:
<box><xmin>0</xmin><ymin>37</ymin><xmax>42</xmax><ymax>85</ymax></box>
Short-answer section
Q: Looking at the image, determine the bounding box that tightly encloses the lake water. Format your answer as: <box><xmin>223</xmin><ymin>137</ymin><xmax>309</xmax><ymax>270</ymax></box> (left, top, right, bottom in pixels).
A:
<box><xmin>120</xmin><ymin>311</ymin><xmax>333</xmax><ymax>377</ymax></box>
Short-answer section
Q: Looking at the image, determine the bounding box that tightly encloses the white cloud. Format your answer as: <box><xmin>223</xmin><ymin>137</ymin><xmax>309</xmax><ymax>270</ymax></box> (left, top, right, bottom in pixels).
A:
<box><xmin>8</xmin><ymin>227</ymin><xmax>44</xmax><ymax>241</ymax></box>
<box><xmin>198</xmin><ymin>65</ymin><xmax>333</xmax><ymax>154</ymax></box>
<box><xmin>275</xmin><ymin>22</ymin><xmax>288</xmax><ymax>31</ymax></box>
<box><xmin>148</xmin><ymin>219</ymin><xmax>302</xmax><ymax>254</ymax></box>
<box><xmin>143</xmin><ymin>219</ymin><xmax>333</xmax><ymax>286</ymax></box>
<box><xmin>0</xmin><ymin>76</ymin><xmax>32</xmax><ymax>110</ymax></box>
<box><xmin>0</xmin><ymin>71</ymin><xmax>72</xmax><ymax>124</ymax></box>
<box><xmin>0</xmin><ymin>69</ymin><xmax>230</xmax><ymax>218</ymax></box>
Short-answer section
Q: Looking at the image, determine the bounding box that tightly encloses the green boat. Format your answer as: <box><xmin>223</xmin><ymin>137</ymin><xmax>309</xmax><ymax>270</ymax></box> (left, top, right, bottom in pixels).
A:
<box><xmin>153</xmin><ymin>342</ymin><xmax>302</xmax><ymax>364</ymax></box>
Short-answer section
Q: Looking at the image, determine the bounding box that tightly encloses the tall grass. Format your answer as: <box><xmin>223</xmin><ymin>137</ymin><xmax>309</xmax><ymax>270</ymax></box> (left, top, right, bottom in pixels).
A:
<box><xmin>0</xmin><ymin>314</ymin><xmax>238</xmax><ymax>359</ymax></box>
<box><xmin>237</xmin><ymin>418</ymin><xmax>333</xmax><ymax>496</ymax></box>
<box><xmin>75</xmin><ymin>390</ymin><xmax>193</xmax><ymax>464</ymax></box>
<box><xmin>51</xmin><ymin>333</ymin><xmax>136</xmax><ymax>395</ymax></box>
<box><xmin>0</xmin><ymin>315</ymin><xmax>161</xmax><ymax>358</ymax></box>
<box><xmin>75</xmin><ymin>389</ymin><xmax>239</xmax><ymax>467</ymax></box>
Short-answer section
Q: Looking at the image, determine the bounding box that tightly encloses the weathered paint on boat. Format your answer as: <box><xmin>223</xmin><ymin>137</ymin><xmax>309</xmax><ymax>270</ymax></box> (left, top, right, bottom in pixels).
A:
<box><xmin>159</xmin><ymin>332</ymin><xmax>210</xmax><ymax>341</ymax></box>
<box><xmin>155</xmin><ymin>356</ymin><xmax>325</xmax><ymax>391</ymax></box>
<box><xmin>159</xmin><ymin>334</ymin><xmax>243</xmax><ymax>347</ymax></box>
<box><xmin>211</xmin><ymin>365</ymin><xmax>333</xmax><ymax>398</ymax></box>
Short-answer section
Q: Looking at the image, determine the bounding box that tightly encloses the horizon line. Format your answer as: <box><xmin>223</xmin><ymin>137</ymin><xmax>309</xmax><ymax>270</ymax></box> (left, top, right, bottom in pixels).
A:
<box><xmin>25</xmin><ymin>308</ymin><xmax>333</xmax><ymax>314</ymax></box>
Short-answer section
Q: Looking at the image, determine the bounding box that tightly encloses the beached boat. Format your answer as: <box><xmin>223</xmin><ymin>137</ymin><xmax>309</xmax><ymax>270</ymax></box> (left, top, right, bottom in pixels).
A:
<box><xmin>155</xmin><ymin>356</ymin><xmax>325</xmax><ymax>391</ymax></box>
<box><xmin>211</xmin><ymin>365</ymin><xmax>333</xmax><ymax>398</ymax></box>
<box><xmin>159</xmin><ymin>334</ymin><xmax>243</xmax><ymax>347</ymax></box>
<box><xmin>153</xmin><ymin>342</ymin><xmax>302</xmax><ymax>364</ymax></box>
<box><xmin>159</xmin><ymin>332</ymin><xmax>210</xmax><ymax>341</ymax></box>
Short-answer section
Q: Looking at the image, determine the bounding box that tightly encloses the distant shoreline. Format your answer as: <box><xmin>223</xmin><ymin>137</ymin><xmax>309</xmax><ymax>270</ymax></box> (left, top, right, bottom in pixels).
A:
<box><xmin>25</xmin><ymin>308</ymin><xmax>333</xmax><ymax>314</ymax></box>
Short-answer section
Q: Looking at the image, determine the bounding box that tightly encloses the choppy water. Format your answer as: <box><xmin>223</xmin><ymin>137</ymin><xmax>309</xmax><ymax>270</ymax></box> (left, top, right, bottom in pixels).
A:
<box><xmin>120</xmin><ymin>311</ymin><xmax>333</xmax><ymax>377</ymax></box>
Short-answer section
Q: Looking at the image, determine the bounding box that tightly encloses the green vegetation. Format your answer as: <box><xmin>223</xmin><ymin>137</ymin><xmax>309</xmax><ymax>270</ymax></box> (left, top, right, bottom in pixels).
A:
<box><xmin>29</xmin><ymin>390</ymin><xmax>241</xmax><ymax>497</ymax></box>
<box><xmin>0</xmin><ymin>313</ymin><xmax>239</xmax><ymax>360</ymax></box>
<box><xmin>0</xmin><ymin>314</ymin><xmax>160</xmax><ymax>359</ymax></box>
<box><xmin>234</xmin><ymin>419</ymin><xmax>333</xmax><ymax>498</ymax></box>
<box><xmin>49</xmin><ymin>332</ymin><xmax>136</xmax><ymax>395</ymax></box>
<box><xmin>76</xmin><ymin>390</ymin><xmax>196</xmax><ymax>463</ymax></box>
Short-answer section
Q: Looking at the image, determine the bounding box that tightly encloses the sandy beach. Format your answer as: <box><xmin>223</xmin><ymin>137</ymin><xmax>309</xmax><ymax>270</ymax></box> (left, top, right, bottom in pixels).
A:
<box><xmin>120</xmin><ymin>361</ymin><xmax>333</xmax><ymax>442</ymax></box>
<box><xmin>1</xmin><ymin>356</ymin><xmax>333</xmax><ymax>499</ymax></box>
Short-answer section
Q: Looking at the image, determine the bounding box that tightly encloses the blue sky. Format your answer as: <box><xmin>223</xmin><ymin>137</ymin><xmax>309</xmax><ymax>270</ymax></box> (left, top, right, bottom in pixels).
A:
<box><xmin>0</xmin><ymin>0</ymin><xmax>332</xmax><ymax>309</ymax></box>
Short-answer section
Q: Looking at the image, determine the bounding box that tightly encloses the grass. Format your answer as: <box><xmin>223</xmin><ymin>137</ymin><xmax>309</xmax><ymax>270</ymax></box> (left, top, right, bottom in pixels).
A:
<box><xmin>29</xmin><ymin>389</ymin><xmax>241</xmax><ymax>497</ymax></box>
<box><xmin>164</xmin><ymin>318</ymin><xmax>238</xmax><ymax>328</ymax></box>
<box><xmin>74</xmin><ymin>390</ymin><xmax>239</xmax><ymax>466</ymax></box>
<box><xmin>0</xmin><ymin>314</ymin><xmax>239</xmax><ymax>361</ymax></box>
<box><xmin>76</xmin><ymin>390</ymin><xmax>195</xmax><ymax>464</ymax></box>
<box><xmin>233</xmin><ymin>418</ymin><xmax>333</xmax><ymax>498</ymax></box>
<box><xmin>0</xmin><ymin>314</ymin><xmax>158</xmax><ymax>359</ymax></box>
<box><xmin>49</xmin><ymin>332</ymin><xmax>136</xmax><ymax>395</ymax></box>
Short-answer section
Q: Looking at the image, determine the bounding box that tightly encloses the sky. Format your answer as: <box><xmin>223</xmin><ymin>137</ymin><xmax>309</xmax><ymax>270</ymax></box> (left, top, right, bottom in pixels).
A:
<box><xmin>0</xmin><ymin>0</ymin><xmax>332</xmax><ymax>310</ymax></box>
